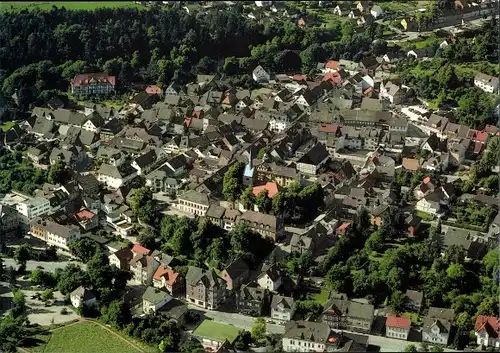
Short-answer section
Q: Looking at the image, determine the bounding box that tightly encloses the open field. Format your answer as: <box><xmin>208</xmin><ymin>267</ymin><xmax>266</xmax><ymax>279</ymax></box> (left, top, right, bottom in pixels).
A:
<box><xmin>193</xmin><ymin>319</ymin><xmax>241</xmax><ymax>344</ymax></box>
<box><xmin>376</xmin><ymin>0</ymin><xmax>431</xmax><ymax>14</ymax></box>
<box><xmin>0</xmin><ymin>2</ymin><xmax>141</xmax><ymax>12</ymax></box>
<box><xmin>311</xmin><ymin>288</ymin><xmax>330</xmax><ymax>305</ymax></box>
<box><xmin>27</xmin><ymin>320</ymin><xmax>143</xmax><ymax>353</ymax></box>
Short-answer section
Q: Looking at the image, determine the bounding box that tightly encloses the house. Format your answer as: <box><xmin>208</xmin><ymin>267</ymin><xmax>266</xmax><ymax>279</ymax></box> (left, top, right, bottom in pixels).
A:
<box><xmin>97</xmin><ymin>163</ymin><xmax>138</xmax><ymax>189</ymax></box>
<box><xmin>422</xmin><ymin>307</ymin><xmax>455</xmax><ymax>345</ymax></box>
<box><xmin>406</xmin><ymin>214</ymin><xmax>422</xmax><ymax>237</ymax></box>
<box><xmin>356</xmin><ymin>1</ymin><xmax>372</xmax><ymax>12</ymax></box>
<box><xmin>474</xmin><ymin>73</ymin><xmax>499</xmax><ymax>93</ymax></box>
<box><xmin>324</xmin><ymin>60</ymin><xmax>341</xmax><ymax>73</ymax></box>
<box><xmin>257</xmin><ymin>266</ymin><xmax>282</xmax><ymax>291</ymax></box>
<box><xmin>379</xmin><ymin>81</ymin><xmax>408</xmax><ymax>104</ymax></box>
<box><xmin>282</xmin><ymin>321</ymin><xmax>337</xmax><ymax>352</ymax></box>
<box><xmin>405</xmin><ymin>290</ymin><xmax>424</xmax><ymax>313</ymax></box>
<box><xmin>29</xmin><ymin>217</ymin><xmax>81</xmax><ymax>251</ymax></box>
<box><xmin>441</xmin><ymin>228</ymin><xmax>488</xmax><ymax>261</ymax></box>
<box><xmin>142</xmin><ymin>286</ymin><xmax>173</xmax><ymax>314</ymax></box>
<box><xmin>71</xmin><ymin>73</ymin><xmax>116</xmax><ymax>96</ymax></box>
<box><xmin>176</xmin><ymin>190</ymin><xmax>210</xmax><ymax>216</ymax></box>
<box><xmin>73</xmin><ymin>208</ymin><xmax>99</xmax><ymax>231</ymax></box>
<box><xmin>370</xmin><ymin>4</ymin><xmax>384</xmax><ymax>18</ymax></box>
<box><xmin>237</xmin><ymin>211</ymin><xmax>284</xmax><ymax>242</ymax></box>
<box><xmin>0</xmin><ymin>204</ymin><xmax>20</xmax><ymax>237</ymax></box>
<box><xmin>296</xmin><ymin>142</ymin><xmax>330</xmax><ymax>175</ymax></box>
<box><xmin>70</xmin><ymin>286</ymin><xmax>97</xmax><ymax>309</ymax></box>
<box><xmin>252</xmin><ymin>65</ymin><xmax>271</xmax><ymax>84</ymax></box>
<box><xmin>109</xmin><ymin>247</ymin><xmax>134</xmax><ymax>270</ymax></box>
<box><xmin>322</xmin><ymin>296</ymin><xmax>375</xmax><ymax>333</ymax></box>
<box><xmin>256</xmin><ymin>162</ymin><xmax>299</xmax><ymax>187</ymax></box>
<box><xmin>131</xmin><ymin>149</ymin><xmax>161</xmax><ymax>175</ymax></box>
<box><xmin>475</xmin><ymin>316</ymin><xmax>500</xmax><ymax>349</ymax></box>
<box><xmin>152</xmin><ymin>265</ymin><xmax>185</xmax><ymax>297</ymax></box>
<box><xmin>219</xmin><ymin>257</ymin><xmax>250</xmax><ymax>291</ymax></box>
<box><xmin>271</xmin><ymin>295</ymin><xmax>296</xmax><ymax>323</ymax></box>
<box><xmin>415</xmin><ymin>192</ymin><xmax>442</xmax><ymax>216</ymax></box>
<box><xmin>370</xmin><ymin>203</ymin><xmax>389</xmax><ymax>227</ymax></box>
<box><xmin>130</xmin><ymin>254</ymin><xmax>160</xmax><ymax>285</ymax></box>
<box><xmin>185</xmin><ymin>266</ymin><xmax>226</xmax><ymax>310</ymax></box>
<box><xmin>237</xmin><ymin>285</ymin><xmax>268</xmax><ymax>316</ymax></box>
<box><xmin>386</xmin><ymin>315</ymin><xmax>411</xmax><ymax>340</ymax></box>
<box><xmin>333</xmin><ymin>3</ymin><xmax>351</xmax><ymax>16</ymax></box>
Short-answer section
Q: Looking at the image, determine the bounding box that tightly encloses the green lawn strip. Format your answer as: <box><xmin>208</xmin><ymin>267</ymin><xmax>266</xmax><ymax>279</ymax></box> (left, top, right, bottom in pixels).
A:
<box><xmin>193</xmin><ymin>320</ymin><xmax>241</xmax><ymax>344</ymax></box>
<box><xmin>403</xmin><ymin>311</ymin><xmax>422</xmax><ymax>325</ymax></box>
<box><xmin>27</xmin><ymin>321</ymin><xmax>141</xmax><ymax>353</ymax></box>
<box><xmin>0</xmin><ymin>2</ymin><xmax>141</xmax><ymax>12</ymax></box>
<box><xmin>415</xmin><ymin>211</ymin><xmax>435</xmax><ymax>221</ymax></box>
<box><xmin>311</xmin><ymin>288</ymin><xmax>330</xmax><ymax>305</ymax></box>
<box><xmin>0</xmin><ymin>121</ymin><xmax>15</xmax><ymax>132</ymax></box>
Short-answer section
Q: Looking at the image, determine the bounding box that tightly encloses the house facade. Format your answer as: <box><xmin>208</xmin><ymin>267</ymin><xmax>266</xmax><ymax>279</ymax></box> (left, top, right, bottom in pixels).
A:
<box><xmin>176</xmin><ymin>190</ymin><xmax>210</xmax><ymax>216</ymax></box>
<box><xmin>71</xmin><ymin>73</ymin><xmax>116</xmax><ymax>96</ymax></box>
<box><xmin>322</xmin><ymin>298</ymin><xmax>374</xmax><ymax>333</ymax></box>
<box><xmin>29</xmin><ymin>217</ymin><xmax>81</xmax><ymax>250</ymax></box>
<box><xmin>475</xmin><ymin>316</ymin><xmax>500</xmax><ymax>349</ymax></box>
<box><xmin>185</xmin><ymin>266</ymin><xmax>226</xmax><ymax>310</ymax></box>
<box><xmin>271</xmin><ymin>295</ymin><xmax>296</xmax><ymax>323</ymax></box>
<box><xmin>386</xmin><ymin>315</ymin><xmax>411</xmax><ymax>340</ymax></box>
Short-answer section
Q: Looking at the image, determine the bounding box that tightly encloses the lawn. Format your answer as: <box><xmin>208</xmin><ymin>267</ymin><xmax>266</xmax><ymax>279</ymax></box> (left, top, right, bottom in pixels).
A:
<box><xmin>27</xmin><ymin>321</ymin><xmax>142</xmax><ymax>353</ymax></box>
<box><xmin>193</xmin><ymin>320</ymin><xmax>241</xmax><ymax>344</ymax></box>
<box><xmin>376</xmin><ymin>1</ymin><xmax>428</xmax><ymax>14</ymax></box>
<box><xmin>403</xmin><ymin>311</ymin><xmax>422</xmax><ymax>325</ymax></box>
<box><xmin>0</xmin><ymin>2</ymin><xmax>141</xmax><ymax>12</ymax></box>
<box><xmin>312</xmin><ymin>288</ymin><xmax>330</xmax><ymax>305</ymax></box>
<box><xmin>415</xmin><ymin>211</ymin><xmax>435</xmax><ymax>221</ymax></box>
<box><xmin>0</xmin><ymin>121</ymin><xmax>15</xmax><ymax>132</ymax></box>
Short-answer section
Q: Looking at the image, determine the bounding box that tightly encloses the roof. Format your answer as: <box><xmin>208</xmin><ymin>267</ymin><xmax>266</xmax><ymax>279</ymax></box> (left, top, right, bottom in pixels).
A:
<box><xmin>283</xmin><ymin>321</ymin><xmax>331</xmax><ymax>343</ymax></box>
<box><xmin>223</xmin><ymin>257</ymin><xmax>250</xmax><ymax>280</ymax></box>
<box><xmin>132</xmin><ymin>244</ymin><xmax>151</xmax><ymax>255</ymax></box>
<box><xmin>324</xmin><ymin>298</ymin><xmax>374</xmax><ymax>321</ymax></box>
<box><xmin>297</xmin><ymin>142</ymin><xmax>329</xmax><ymax>166</ymax></box>
<box><xmin>111</xmin><ymin>247</ymin><xmax>134</xmax><ymax>263</ymax></box>
<box><xmin>30</xmin><ymin>218</ymin><xmax>79</xmax><ymax>239</ymax></box>
<box><xmin>427</xmin><ymin>307</ymin><xmax>455</xmax><ymax>322</ymax></box>
<box><xmin>325</xmin><ymin>60</ymin><xmax>340</xmax><ymax>70</ymax></box>
<box><xmin>153</xmin><ymin>265</ymin><xmax>180</xmax><ymax>286</ymax></box>
<box><xmin>178</xmin><ymin>190</ymin><xmax>210</xmax><ymax>206</ymax></box>
<box><xmin>70</xmin><ymin>286</ymin><xmax>95</xmax><ymax>301</ymax></box>
<box><xmin>386</xmin><ymin>315</ymin><xmax>411</xmax><ymax>329</ymax></box>
<box><xmin>239</xmin><ymin>210</ymin><xmax>280</xmax><ymax>232</ymax></box>
<box><xmin>185</xmin><ymin>266</ymin><xmax>224</xmax><ymax>288</ymax></box>
<box><xmin>252</xmin><ymin>182</ymin><xmax>280</xmax><ymax>198</ymax></box>
<box><xmin>239</xmin><ymin>285</ymin><xmax>267</xmax><ymax>302</ymax></box>
<box><xmin>402</xmin><ymin>157</ymin><xmax>420</xmax><ymax>171</ymax></box>
<box><xmin>271</xmin><ymin>295</ymin><xmax>295</xmax><ymax>310</ymax></box>
<box><xmin>143</xmin><ymin>286</ymin><xmax>171</xmax><ymax>305</ymax></box>
<box><xmin>74</xmin><ymin>208</ymin><xmax>97</xmax><ymax>222</ymax></box>
<box><xmin>475</xmin><ymin>316</ymin><xmax>500</xmax><ymax>338</ymax></box>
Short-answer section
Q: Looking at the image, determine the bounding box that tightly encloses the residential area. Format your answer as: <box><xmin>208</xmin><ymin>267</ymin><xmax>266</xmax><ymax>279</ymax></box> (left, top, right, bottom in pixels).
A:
<box><xmin>0</xmin><ymin>1</ymin><xmax>498</xmax><ymax>353</ymax></box>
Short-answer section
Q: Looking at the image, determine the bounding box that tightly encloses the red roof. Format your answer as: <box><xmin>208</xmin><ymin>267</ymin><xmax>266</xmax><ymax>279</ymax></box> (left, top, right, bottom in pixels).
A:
<box><xmin>71</xmin><ymin>73</ymin><xmax>116</xmax><ymax>87</ymax></box>
<box><xmin>252</xmin><ymin>182</ymin><xmax>280</xmax><ymax>198</ymax></box>
<box><xmin>145</xmin><ymin>85</ymin><xmax>163</xmax><ymax>96</ymax></box>
<box><xmin>473</xmin><ymin>130</ymin><xmax>489</xmax><ymax>143</ymax></box>
<box><xmin>153</xmin><ymin>265</ymin><xmax>180</xmax><ymax>285</ymax></box>
<box><xmin>319</xmin><ymin>123</ymin><xmax>340</xmax><ymax>134</ymax></box>
<box><xmin>292</xmin><ymin>74</ymin><xmax>308</xmax><ymax>82</ymax></box>
<box><xmin>386</xmin><ymin>315</ymin><xmax>411</xmax><ymax>329</ymax></box>
<box><xmin>483</xmin><ymin>124</ymin><xmax>499</xmax><ymax>134</ymax></box>
<box><xmin>131</xmin><ymin>244</ymin><xmax>150</xmax><ymax>255</ymax></box>
<box><xmin>474</xmin><ymin>141</ymin><xmax>484</xmax><ymax>154</ymax></box>
<box><xmin>74</xmin><ymin>208</ymin><xmax>97</xmax><ymax>221</ymax></box>
<box><xmin>336</xmin><ymin>222</ymin><xmax>351</xmax><ymax>234</ymax></box>
<box><xmin>423</xmin><ymin>176</ymin><xmax>431</xmax><ymax>184</ymax></box>
<box><xmin>475</xmin><ymin>316</ymin><xmax>500</xmax><ymax>338</ymax></box>
<box><xmin>325</xmin><ymin>60</ymin><xmax>340</xmax><ymax>70</ymax></box>
<box><xmin>322</xmin><ymin>72</ymin><xmax>342</xmax><ymax>84</ymax></box>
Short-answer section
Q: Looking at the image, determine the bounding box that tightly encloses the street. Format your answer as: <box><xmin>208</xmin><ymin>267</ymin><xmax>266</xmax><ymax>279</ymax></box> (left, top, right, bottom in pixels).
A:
<box><xmin>2</xmin><ymin>258</ymin><xmax>85</xmax><ymax>272</ymax></box>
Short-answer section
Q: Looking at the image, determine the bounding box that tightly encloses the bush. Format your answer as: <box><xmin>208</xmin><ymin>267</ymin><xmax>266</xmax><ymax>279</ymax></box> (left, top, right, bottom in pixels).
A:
<box><xmin>60</xmin><ymin>307</ymin><xmax>69</xmax><ymax>315</ymax></box>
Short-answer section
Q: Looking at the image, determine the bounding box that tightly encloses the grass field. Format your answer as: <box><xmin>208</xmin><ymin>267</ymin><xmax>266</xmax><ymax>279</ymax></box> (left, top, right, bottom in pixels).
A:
<box><xmin>28</xmin><ymin>321</ymin><xmax>142</xmax><ymax>353</ymax></box>
<box><xmin>193</xmin><ymin>320</ymin><xmax>241</xmax><ymax>344</ymax></box>
<box><xmin>0</xmin><ymin>2</ymin><xmax>141</xmax><ymax>12</ymax></box>
<box><xmin>0</xmin><ymin>121</ymin><xmax>15</xmax><ymax>132</ymax></box>
<box><xmin>312</xmin><ymin>288</ymin><xmax>330</xmax><ymax>305</ymax></box>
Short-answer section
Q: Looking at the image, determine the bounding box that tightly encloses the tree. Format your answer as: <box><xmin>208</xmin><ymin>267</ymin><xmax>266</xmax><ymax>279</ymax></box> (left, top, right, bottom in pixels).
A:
<box><xmin>69</xmin><ymin>238</ymin><xmax>101</xmax><ymax>263</ymax></box>
<box><xmin>57</xmin><ymin>263</ymin><xmax>88</xmax><ymax>294</ymax></box>
<box><xmin>251</xmin><ymin>318</ymin><xmax>267</xmax><ymax>341</ymax></box>
<box><xmin>405</xmin><ymin>344</ymin><xmax>418</xmax><ymax>352</ymax></box>
<box><xmin>6</xmin><ymin>266</ymin><xmax>16</xmax><ymax>286</ymax></box>
<box><xmin>240</xmin><ymin>187</ymin><xmax>256</xmax><ymax>210</ymax></box>
<box><xmin>48</xmin><ymin>160</ymin><xmax>69</xmax><ymax>184</ymax></box>
<box><xmin>255</xmin><ymin>189</ymin><xmax>272</xmax><ymax>214</ymax></box>
<box><xmin>41</xmin><ymin>289</ymin><xmax>54</xmax><ymax>301</ymax></box>
<box><xmin>390</xmin><ymin>290</ymin><xmax>408</xmax><ymax>315</ymax></box>
<box><xmin>86</xmin><ymin>253</ymin><xmax>114</xmax><ymax>292</ymax></box>
<box><xmin>137</xmin><ymin>230</ymin><xmax>157</xmax><ymax>250</ymax></box>
<box><xmin>11</xmin><ymin>289</ymin><xmax>26</xmax><ymax>318</ymax></box>
<box><xmin>223</xmin><ymin>162</ymin><xmax>243</xmax><ymax>202</ymax></box>
<box><xmin>101</xmin><ymin>300</ymin><xmax>132</xmax><ymax>328</ymax></box>
<box><xmin>13</xmin><ymin>244</ymin><xmax>31</xmax><ymax>264</ymax></box>
<box><xmin>130</xmin><ymin>187</ymin><xmax>156</xmax><ymax>225</ymax></box>
<box><xmin>179</xmin><ymin>339</ymin><xmax>205</xmax><ymax>353</ymax></box>
<box><xmin>365</xmin><ymin>230</ymin><xmax>385</xmax><ymax>253</ymax></box>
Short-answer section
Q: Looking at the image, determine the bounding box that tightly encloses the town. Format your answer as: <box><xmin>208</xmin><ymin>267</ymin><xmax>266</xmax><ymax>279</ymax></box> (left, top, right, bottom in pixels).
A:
<box><xmin>0</xmin><ymin>1</ymin><xmax>498</xmax><ymax>353</ymax></box>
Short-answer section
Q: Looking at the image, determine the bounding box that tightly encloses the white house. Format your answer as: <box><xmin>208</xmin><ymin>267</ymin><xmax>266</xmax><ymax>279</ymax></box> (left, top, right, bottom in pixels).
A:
<box><xmin>252</xmin><ymin>65</ymin><xmax>271</xmax><ymax>84</ymax></box>
<box><xmin>415</xmin><ymin>193</ymin><xmax>441</xmax><ymax>216</ymax></box>
<box><xmin>257</xmin><ymin>267</ymin><xmax>282</xmax><ymax>291</ymax></box>
<box><xmin>271</xmin><ymin>295</ymin><xmax>296</xmax><ymax>323</ymax></box>
<box><xmin>475</xmin><ymin>316</ymin><xmax>500</xmax><ymax>349</ymax></box>
<box><xmin>386</xmin><ymin>315</ymin><xmax>411</xmax><ymax>340</ymax></box>
<box><xmin>142</xmin><ymin>286</ymin><xmax>172</xmax><ymax>314</ymax></box>
<box><xmin>0</xmin><ymin>192</ymin><xmax>51</xmax><ymax>224</ymax></box>
<box><xmin>255</xmin><ymin>0</ymin><xmax>272</xmax><ymax>7</ymax></box>
<box><xmin>474</xmin><ymin>73</ymin><xmax>499</xmax><ymax>93</ymax></box>
<box><xmin>29</xmin><ymin>218</ymin><xmax>81</xmax><ymax>251</ymax></box>
<box><xmin>282</xmin><ymin>321</ymin><xmax>332</xmax><ymax>352</ymax></box>
<box><xmin>70</xmin><ymin>286</ymin><xmax>97</xmax><ymax>309</ymax></box>
<box><xmin>422</xmin><ymin>307</ymin><xmax>455</xmax><ymax>346</ymax></box>
<box><xmin>370</xmin><ymin>4</ymin><xmax>384</xmax><ymax>18</ymax></box>
<box><xmin>97</xmin><ymin>163</ymin><xmax>137</xmax><ymax>189</ymax></box>
<box><xmin>176</xmin><ymin>190</ymin><xmax>210</xmax><ymax>217</ymax></box>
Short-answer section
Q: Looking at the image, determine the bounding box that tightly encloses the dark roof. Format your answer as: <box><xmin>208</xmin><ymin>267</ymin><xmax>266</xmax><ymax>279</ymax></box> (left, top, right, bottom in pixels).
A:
<box><xmin>223</xmin><ymin>257</ymin><xmax>250</xmax><ymax>280</ymax></box>
<box><xmin>297</xmin><ymin>142</ymin><xmax>329</xmax><ymax>166</ymax></box>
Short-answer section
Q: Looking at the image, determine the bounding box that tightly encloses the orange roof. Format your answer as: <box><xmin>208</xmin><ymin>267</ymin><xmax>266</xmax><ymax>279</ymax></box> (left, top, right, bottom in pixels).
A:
<box><xmin>74</xmin><ymin>208</ymin><xmax>96</xmax><ymax>221</ymax></box>
<box><xmin>131</xmin><ymin>244</ymin><xmax>150</xmax><ymax>255</ymax></box>
<box><xmin>292</xmin><ymin>74</ymin><xmax>308</xmax><ymax>82</ymax></box>
<box><xmin>145</xmin><ymin>85</ymin><xmax>162</xmax><ymax>95</ymax></box>
<box><xmin>475</xmin><ymin>316</ymin><xmax>500</xmax><ymax>337</ymax></box>
<box><xmin>423</xmin><ymin>176</ymin><xmax>431</xmax><ymax>184</ymax></box>
<box><xmin>336</xmin><ymin>222</ymin><xmax>351</xmax><ymax>233</ymax></box>
<box><xmin>322</xmin><ymin>72</ymin><xmax>342</xmax><ymax>84</ymax></box>
<box><xmin>252</xmin><ymin>182</ymin><xmax>280</xmax><ymax>198</ymax></box>
<box><xmin>402</xmin><ymin>158</ymin><xmax>420</xmax><ymax>171</ymax></box>
<box><xmin>473</xmin><ymin>130</ymin><xmax>488</xmax><ymax>143</ymax></box>
<box><xmin>386</xmin><ymin>315</ymin><xmax>411</xmax><ymax>329</ymax></box>
<box><xmin>325</xmin><ymin>60</ymin><xmax>340</xmax><ymax>70</ymax></box>
<box><xmin>153</xmin><ymin>265</ymin><xmax>180</xmax><ymax>285</ymax></box>
<box><xmin>319</xmin><ymin>123</ymin><xmax>340</xmax><ymax>134</ymax></box>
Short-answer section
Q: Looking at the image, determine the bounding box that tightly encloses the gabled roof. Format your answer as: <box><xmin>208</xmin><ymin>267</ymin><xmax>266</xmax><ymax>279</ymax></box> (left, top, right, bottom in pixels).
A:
<box><xmin>475</xmin><ymin>316</ymin><xmax>500</xmax><ymax>338</ymax></box>
<box><xmin>132</xmin><ymin>244</ymin><xmax>151</xmax><ymax>255</ymax></box>
<box><xmin>386</xmin><ymin>315</ymin><xmax>411</xmax><ymax>329</ymax></box>
<box><xmin>153</xmin><ymin>265</ymin><xmax>180</xmax><ymax>286</ymax></box>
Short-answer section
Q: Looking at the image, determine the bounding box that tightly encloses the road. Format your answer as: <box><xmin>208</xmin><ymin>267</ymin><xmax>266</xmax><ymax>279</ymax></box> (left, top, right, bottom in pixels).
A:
<box><xmin>189</xmin><ymin>305</ymin><xmax>460</xmax><ymax>352</ymax></box>
<box><xmin>2</xmin><ymin>258</ymin><xmax>85</xmax><ymax>272</ymax></box>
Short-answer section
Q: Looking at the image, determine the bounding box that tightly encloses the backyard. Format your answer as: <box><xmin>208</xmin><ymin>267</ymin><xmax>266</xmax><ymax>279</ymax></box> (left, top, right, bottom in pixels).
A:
<box><xmin>26</xmin><ymin>320</ymin><xmax>145</xmax><ymax>353</ymax></box>
<box><xmin>192</xmin><ymin>319</ymin><xmax>241</xmax><ymax>344</ymax></box>
<box><xmin>0</xmin><ymin>1</ymin><xmax>141</xmax><ymax>12</ymax></box>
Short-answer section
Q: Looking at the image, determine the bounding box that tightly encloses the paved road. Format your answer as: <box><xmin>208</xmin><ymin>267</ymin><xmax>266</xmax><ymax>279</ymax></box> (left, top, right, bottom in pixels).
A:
<box><xmin>2</xmin><ymin>258</ymin><xmax>85</xmax><ymax>272</ymax></box>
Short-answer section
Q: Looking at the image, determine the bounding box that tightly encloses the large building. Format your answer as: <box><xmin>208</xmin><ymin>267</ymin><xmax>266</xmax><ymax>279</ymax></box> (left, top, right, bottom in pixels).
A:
<box><xmin>71</xmin><ymin>73</ymin><xmax>116</xmax><ymax>96</ymax></box>
<box><xmin>29</xmin><ymin>217</ymin><xmax>81</xmax><ymax>250</ymax></box>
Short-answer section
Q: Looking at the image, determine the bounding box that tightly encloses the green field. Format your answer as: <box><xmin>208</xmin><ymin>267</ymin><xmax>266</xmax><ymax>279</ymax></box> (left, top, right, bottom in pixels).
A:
<box><xmin>193</xmin><ymin>320</ymin><xmax>241</xmax><ymax>344</ymax></box>
<box><xmin>28</xmin><ymin>321</ymin><xmax>142</xmax><ymax>353</ymax></box>
<box><xmin>0</xmin><ymin>121</ymin><xmax>15</xmax><ymax>132</ymax></box>
<box><xmin>312</xmin><ymin>288</ymin><xmax>330</xmax><ymax>305</ymax></box>
<box><xmin>0</xmin><ymin>2</ymin><xmax>141</xmax><ymax>12</ymax></box>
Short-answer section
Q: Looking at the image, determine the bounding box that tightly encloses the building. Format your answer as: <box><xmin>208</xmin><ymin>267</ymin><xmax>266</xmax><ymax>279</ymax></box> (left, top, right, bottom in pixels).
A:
<box><xmin>257</xmin><ymin>266</ymin><xmax>282</xmax><ymax>292</ymax></box>
<box><xmin>0</xmin><ymin>192</ymin><xmax>51</xmax><ymax>224</ymax></box>
<box><xmin>142</xmin><ymin>286</ymin><xmax>173</xmax><ymax>314</ymax></box>
<box><xmin>130</xmin><ymin>254</ymin><xmax>160</xmax><ymax>286</ymax></box>
<box><xmin>322</xmin><ymin>297</ymin><xmax>375</xmax><ymax>333</ymax></box>
<box><xmin>176</xmin><ymin>190</ymin><xmax>210</xmax><ymax>216</ymax></box>
<box><xmin>71</xmin><ymin>73</ymin><xmax>116</xmax><ymax>96</ymax></box>
<box><xmin>237</xmin><ymin>285</ymin><xmax>268</xmax><ymax>316</ymax></box>
<box><xmin>271</xmin><ymin>295</ymin><xmax>296</xmax><ymax>323</ymax></box>
<box><xmin>237</xmin><ymin>211</ymin><xmax>284</xmax><ymax>242</ymax></box>
<box><xmin>474</xmin><ymin>73</ymin><xmax>499</xmax><ymax>93</ymax></box>
<box><xmin>282</xmin><ymin>321</ymin><xmax>333</xmax><ymax>352</ymax></box>
<box><xmin>185</xmin><ymin>266</ymin><xmax>226</xmax><ymax>310</ymax></box>
<box><xmin>152</xmin><ymin>265</ymin><xmax>185</xmax><ymax>297</ymax></box>
<box><xmin>97</xmin><ymin>163</ymin><xmax>138</xmax><ymax>189</ymax></box>
<box><xmin>219</xmin><ymin>257</ymin><xmax>250</xmax><ymax>291</ymax></box>
<box><xmin>70</xmin><ymin>286</ymin><xmax>97</xmax><ymax>309</ymax></box>
<box><xmin>73</xmin><ymin>208</ymin><xmax>99</xmax><ymax>231</ymax></box>
<box><xmin>252</xmin><ymin>65</ymin><xmax>271</xmax><ymax>83</ymax></box>
<box><xmin>0</xmin><ymin>204</ymin><xmax>20</xmax><ymax>237</ymax></box>
<box><xmin>475</xmin><ymin>316</ymin><xmax>500</xmax><ymax>349</ymax></box>
<box><xmin>405</xmin><ymin>290</ymin><xmax>424</xmax><ymax>313</ymax></box>
<box><xmin>422</xmin><ymin>307</ymin><xmax>455</xmax><ymax>345</ymax></box>
<box><xmin>296</xmin><ymin>142</ymin><xmax>330</xmax><ymax>175</ymax></box>
<box><xmin>108</xmin><ymin>247</ymin><xmax>134</xmax><ymax>270</ymax></box>
<box><xmin>386</xmin><ymin>315</ymin><xmax>411</xmax><ymax>340</ymax></box>
<box><xmin>29</xmin><ymin>218</ymin><xmax>81</xmax><ymax>250</ymax></box>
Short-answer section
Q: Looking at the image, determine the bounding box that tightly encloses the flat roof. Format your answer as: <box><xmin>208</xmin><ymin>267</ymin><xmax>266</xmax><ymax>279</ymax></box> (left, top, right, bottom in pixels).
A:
<box><xmin>192</xmin><ymin>320</ymin><xmax>240</xmax><ymax>344</ymax></box>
